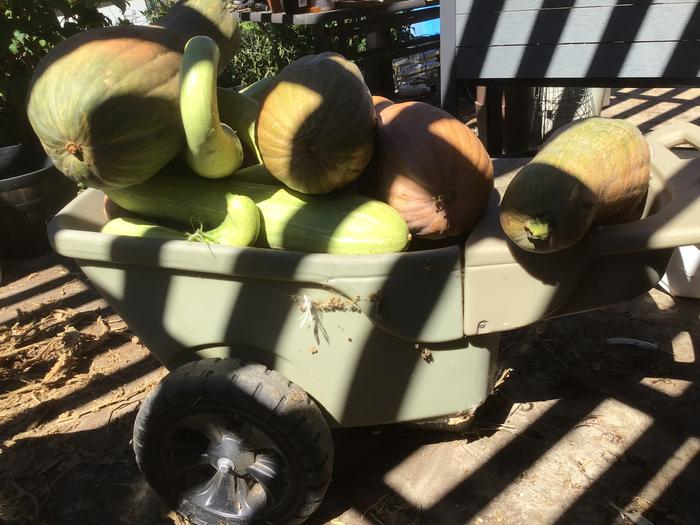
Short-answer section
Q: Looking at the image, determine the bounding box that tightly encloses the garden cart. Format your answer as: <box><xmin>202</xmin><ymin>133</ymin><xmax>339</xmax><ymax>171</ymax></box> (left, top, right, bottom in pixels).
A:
<box><xmin>47</xmin><ymin>122</ymin><xmax>700</xmax><ymax>524</ymax></box>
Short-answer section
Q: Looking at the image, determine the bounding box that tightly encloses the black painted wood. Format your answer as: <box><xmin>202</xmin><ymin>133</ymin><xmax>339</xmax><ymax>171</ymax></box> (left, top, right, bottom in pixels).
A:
<box><xmin>236</xmin><ymin>0</ymin><xmax>436</xmax><ymax>25</ymax></box>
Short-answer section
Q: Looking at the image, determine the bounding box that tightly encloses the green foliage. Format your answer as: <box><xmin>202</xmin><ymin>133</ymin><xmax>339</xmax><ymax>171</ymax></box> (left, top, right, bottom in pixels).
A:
<box><xmin>139</xmin><ymin>0</ymin><xmax>175</xmax><ymax>21</ymax></box>
<box><xmin>141</xmin><ymin>2</ymin><xmax>316</xmax><ymax>87</ymax></box>
<box><xmin>222</xmin><ymin>22</ymin><xmax>413</xmax><ymax>88</ymax></box>
<box><xmin>222</xmin><ymin>22</ymin><xmax>317</xmax><ymax>87</ymax></box>
<box><xmin>0</xmin><ymin>0</ymin><xmax>118</xmax><ymax>145</ymax></box>
<box><xmin>141</xmin><ymin>2</ymin><xmax>413</xmax><ymax>90</ymax></box>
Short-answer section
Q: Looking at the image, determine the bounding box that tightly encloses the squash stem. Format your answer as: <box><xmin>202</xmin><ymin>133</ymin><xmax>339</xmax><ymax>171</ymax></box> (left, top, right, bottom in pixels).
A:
<box><xmin>524</xmin><ymin>217</ymin><xmax>551</xmax><ymax>241</ymax></box>
<box><xmin>187</xmin><ymin>193</ymin><xmax>260</xmax><ymax>247</ymax></box>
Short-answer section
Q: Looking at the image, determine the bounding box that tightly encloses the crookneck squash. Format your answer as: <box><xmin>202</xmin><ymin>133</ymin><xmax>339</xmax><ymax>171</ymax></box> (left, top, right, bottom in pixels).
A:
<box><xmin>218</xmin><ymin>89</ymin><xmax>263</xmax><ymax>169</ymax></box>
<box><xmin>103</xmin><ymin>193</ymin><xmax>260</xmax><ymax>248</ymax></box>
<box><xmin>26</xmin><ymin>0</ymin><xmax>239</xmax><ymax>190</ymax></box>
<box><xmin>180</xmin><ymin>36</ymin><xmax>243</xmax><ymax>178</ymax></box>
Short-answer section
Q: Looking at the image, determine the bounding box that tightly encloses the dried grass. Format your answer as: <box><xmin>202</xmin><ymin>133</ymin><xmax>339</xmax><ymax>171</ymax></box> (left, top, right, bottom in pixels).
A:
<box><xmin>362</xmin><ymin>494</ymin><xmax>420</xmax><ymax>525</ymax></box>
<box><xmin>0</xmin><ymin>305</ymin><xmax>128</xmax><ymax>402</ymax></box>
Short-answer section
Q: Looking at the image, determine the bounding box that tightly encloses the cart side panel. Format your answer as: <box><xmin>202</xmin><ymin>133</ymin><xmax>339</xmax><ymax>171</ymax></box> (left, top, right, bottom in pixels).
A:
<box><xmin>50</xmin><ymin>189</ymin><xmax>465</xmax><ymax>343</ymax></box>
<box><xmin>464</xmin><ymin>128</ymin><xmax>700</xmax><ymax>335</ymax></box>
<box><xmin>78</xmin><ymin>262</ymin><xmax>498</xmax><ymax>427</ymax></box>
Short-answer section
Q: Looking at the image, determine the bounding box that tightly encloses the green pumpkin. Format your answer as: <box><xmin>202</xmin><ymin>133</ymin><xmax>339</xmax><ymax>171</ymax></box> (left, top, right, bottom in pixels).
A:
<box><xmin>26</xmin><ymin>0</ymin><xmax>239</xmax><ymax>190</ymax></box>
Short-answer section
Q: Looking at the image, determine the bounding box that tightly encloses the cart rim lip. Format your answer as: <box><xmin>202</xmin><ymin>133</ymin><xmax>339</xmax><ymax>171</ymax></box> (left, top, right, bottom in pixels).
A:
<box><xmin>47</xmin><ymin>188</ymin><xmax>464</xmax><ymax>283</ymax></box>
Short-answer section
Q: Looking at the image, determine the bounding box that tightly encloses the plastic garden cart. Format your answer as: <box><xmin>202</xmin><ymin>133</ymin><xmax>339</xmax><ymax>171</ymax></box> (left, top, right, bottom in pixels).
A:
<box><xmin>47</xmin><ymin>122</ymin><xmax>700</xmax><ymax>524</ymax></box>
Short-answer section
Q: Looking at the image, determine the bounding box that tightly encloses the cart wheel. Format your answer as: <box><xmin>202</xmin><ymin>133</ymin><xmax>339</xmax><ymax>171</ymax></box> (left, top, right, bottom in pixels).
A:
<box><xmin>133</xmin><ymin>358</ymin><xmax>333</xmax><ymax>525</ymax></box>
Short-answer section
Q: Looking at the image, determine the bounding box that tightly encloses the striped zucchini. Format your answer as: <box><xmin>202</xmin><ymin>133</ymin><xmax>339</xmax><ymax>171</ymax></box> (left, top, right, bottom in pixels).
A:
<box><xmin>106</xmin><ymin>164</ymin><xmax>410</xmax><ymax>254</ymax></box>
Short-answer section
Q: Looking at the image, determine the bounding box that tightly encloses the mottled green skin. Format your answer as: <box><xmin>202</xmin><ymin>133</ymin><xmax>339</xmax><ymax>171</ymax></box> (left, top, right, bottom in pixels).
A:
<box><xmin>218</xmin><ymin>88</ymin><xmax>262</xmax><ymax>168</ymax></box>
<box><xmin>26</xmin><ymin>0</ymin><xmax>239</xmax><ymax>190</ymax></box>
<box><xmin>106</xmin><ymin>162</ymin><xmax>410</xmax><ymax>254</ymax></box>
<box><xmin>28</xmin><ymin>26</ymin><xmax>184</xmax><ymax>189</ymax></box>
<box><xmin>102</xmin><ymin>194</ymin><xmax>259</xmax><ymax>247</ymax></box>
<box><xmin>499</xmin><ymin>117</ymin><xmax>650</xmax><ymax>253</ymax></box>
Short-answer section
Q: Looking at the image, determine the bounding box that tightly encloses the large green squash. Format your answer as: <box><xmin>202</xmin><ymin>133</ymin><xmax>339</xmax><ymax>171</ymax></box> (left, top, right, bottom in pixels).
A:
<box><xmin>499</xmin><ymin>117</ymin><xmax>650</xmax><ymax>253</ymax></box>
<box><xmin>26</xmin><ymin>0</ymin><xmax>239</xmax><ymax>190</ymax></box>
<box><xmin>103</xmin><ymin>193</ymin><xmax>260</xmax><ymax>247</ymax></box>
<box><xmin>106</xmin><ymin>162</ymin><xmax>410</xmax><ymax>254</ymax></box>
<box><xmin>240</xmin><ymin>76</ymin><xmax>276</xmax><ymax>102</ymax></box>
<box><xmin>256</xmin><ymin>53</ymin><xmax>377</xmax><ymax>195</ymax></box>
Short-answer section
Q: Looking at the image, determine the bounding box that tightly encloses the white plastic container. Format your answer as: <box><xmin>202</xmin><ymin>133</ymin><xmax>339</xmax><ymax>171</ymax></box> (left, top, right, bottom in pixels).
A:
<box><xmin>659</xmin><ymin>245</ymin><xmax>700</xmax><ymax>299</ymax></box>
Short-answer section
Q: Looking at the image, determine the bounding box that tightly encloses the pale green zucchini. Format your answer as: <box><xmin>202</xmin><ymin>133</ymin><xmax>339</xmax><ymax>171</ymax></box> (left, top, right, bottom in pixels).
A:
<box><xmin>239</xmin><ymin>76</ymin><xmax>275</xmax><ymax>102</ymax></box>
<box><xmin>218</xmin><ymin>88</ymin><xmax>262</xmax><ymax>167</ymax></box>
<box><xmin>102</xmin><ymin>193</ymin><xmax>260</xmax><ymax>247</ymax></box>
<box><xmin>231</xmin><ymin>163</ymin><xmax>280</xmax><ymax>185</ymax></box>
<box><xmin>106</xmin><ymin>164</ymin><xmax>410</xmax><ymax>254</ymax></box>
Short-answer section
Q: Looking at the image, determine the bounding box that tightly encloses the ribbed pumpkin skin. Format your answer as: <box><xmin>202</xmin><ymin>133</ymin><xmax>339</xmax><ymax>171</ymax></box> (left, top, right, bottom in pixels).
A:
<box><xmin>499</xmin><ymin>117</ymin><xmax>650</xmax><ymax>253</ymax></box>
<box><xmin>26</xmin><ymin>0</ymin><xmax>239</xmax><ymax>190</ymax></box>
<box><xmin>372</xmin><ymin>95</ymin><xmax>394</xmax><ymax>114</ymax></box>
<box><xmin>369</xmin><ymin>101</ymin><xmax>494</xmax><ymax>239</ymax></box>
<box><xmin>257</xmin><ymin>53</ymin><xmax>377</xmax><ymax>195</ymax></box>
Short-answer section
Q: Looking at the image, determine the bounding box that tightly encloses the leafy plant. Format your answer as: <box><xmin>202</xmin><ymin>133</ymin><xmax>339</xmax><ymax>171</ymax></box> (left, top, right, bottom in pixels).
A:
<box><xmin>0</xmin><ymin>0</ymin><xmax>120</xmax><ymax>146</ymax></box>
<box><xmin>222</xmin><ymin>22</ymin><xmax>317</xmax><ymax>87</ymax></box>
<box><xmin>142</xmin><ymin>2</ymin><xmax>316</xmax><ymax>87</ymax></box>
<box><xmin>222</xmin><ymin>21</ymin><xmax>415</xmax><ymax>89</ymax></box>
<box><xmin>141</xmin><ymin>0</ymin><xmax>416</xmax><ymax>90</ymax></box>
<box><xmin>139</xmin><ymin>0</ymin><xmax>176</xmax><ymax>21</ymax></box>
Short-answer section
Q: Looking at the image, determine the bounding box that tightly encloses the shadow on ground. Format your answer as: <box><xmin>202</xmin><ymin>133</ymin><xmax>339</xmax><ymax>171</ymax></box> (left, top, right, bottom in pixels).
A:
<box><xmin>312</xmin><ymin>289</ymin><xmax>699</xmax><ymax>524</ymax></box>
<box><xmin>1</xmin><ymin>251</ymin><xmax>698</xmax><ymax>525</ymax></box>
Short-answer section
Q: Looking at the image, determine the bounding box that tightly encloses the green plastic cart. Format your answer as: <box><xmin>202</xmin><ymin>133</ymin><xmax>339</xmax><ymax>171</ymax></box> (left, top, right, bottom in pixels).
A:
<box><xmin>47</xmin><ymin>122</ymin><xmax>700</xmax><ymax>524</ymax></box>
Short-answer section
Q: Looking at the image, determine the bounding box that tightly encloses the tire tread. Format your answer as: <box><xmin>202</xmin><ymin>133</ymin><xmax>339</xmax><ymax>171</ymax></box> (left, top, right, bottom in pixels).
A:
<box><xmin>132</xmin><ymin>357</ymin><xmax>333</xmax><ymax>525</ymax></box>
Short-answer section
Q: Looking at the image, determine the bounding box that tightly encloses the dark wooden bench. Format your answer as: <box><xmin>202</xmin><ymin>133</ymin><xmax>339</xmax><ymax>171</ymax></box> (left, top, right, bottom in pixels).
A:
<box><xmin>439</xmin><ymin>0</ymin><xmax>700</xmax><ymax>153</ymax></box>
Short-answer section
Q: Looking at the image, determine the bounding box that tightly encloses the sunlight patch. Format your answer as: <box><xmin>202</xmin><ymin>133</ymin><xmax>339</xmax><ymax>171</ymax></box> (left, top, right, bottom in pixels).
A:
<box><xmin>639</xmin><ymin>377</ymin><xmax>694</xmax><ymax>398</ymax></box>
<box><xmin>671</xmin><ymin>331</ymin><xmax>696</xmax><ymax>363</ymax></box>
<box><xmin>633</xmin><ymin>437</ymin><xmax>700</xmax><ymax>513</ymax></box>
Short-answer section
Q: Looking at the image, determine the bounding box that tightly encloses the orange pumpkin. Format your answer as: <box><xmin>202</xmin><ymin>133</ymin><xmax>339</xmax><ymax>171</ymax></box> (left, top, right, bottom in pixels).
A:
<box><xmin>372</xmin><ymin>95</ymin><xmax>394</xmax><ymax>115</ymax></box>
<box><xmin>256</xmin><ymin>53</ymin><xmax>376</xmax><ymax>195</ymax></box>
<box><xmin>368</xmin><ymin>101</ymin><xmax>494</xmax><ymax>239</ymax></box>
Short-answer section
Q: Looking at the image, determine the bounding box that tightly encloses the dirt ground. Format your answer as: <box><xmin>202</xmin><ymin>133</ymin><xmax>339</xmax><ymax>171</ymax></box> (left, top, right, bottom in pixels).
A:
<box><xmin>1</xmin><ymin>88</ymin><xmax>699</xmax><ymax>525</ymax></box>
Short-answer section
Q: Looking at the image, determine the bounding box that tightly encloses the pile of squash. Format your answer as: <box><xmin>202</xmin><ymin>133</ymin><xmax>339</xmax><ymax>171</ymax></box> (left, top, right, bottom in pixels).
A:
<box><xmin>27</xmin><ymin>0</ymin><xmax>650</xmax><ymax>256</ymax></box>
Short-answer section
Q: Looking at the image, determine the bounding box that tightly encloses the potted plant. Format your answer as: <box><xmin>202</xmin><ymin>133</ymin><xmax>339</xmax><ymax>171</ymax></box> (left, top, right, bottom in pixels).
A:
<box><xmin>0</xmin><ymin>1</ymin><xmax>120</xmax><ymax>261</ymax></box>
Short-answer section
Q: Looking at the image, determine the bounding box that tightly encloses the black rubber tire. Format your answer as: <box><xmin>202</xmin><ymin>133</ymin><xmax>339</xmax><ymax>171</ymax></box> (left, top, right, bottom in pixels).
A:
<box><xmin>133</xmin><ymin>358</ymin><xmax>333</xmax><ymax>525</ymax></box>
